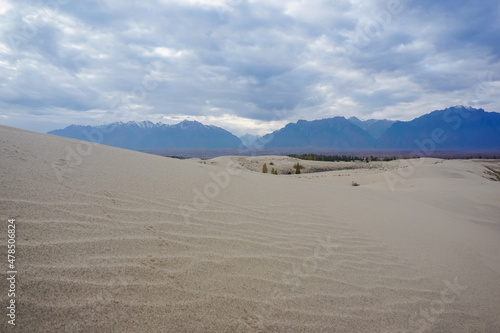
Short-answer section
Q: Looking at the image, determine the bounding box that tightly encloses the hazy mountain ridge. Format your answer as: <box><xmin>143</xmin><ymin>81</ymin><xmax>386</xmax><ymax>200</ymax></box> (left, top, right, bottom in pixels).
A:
<box><xmin>48</xmin><ymin>120</ymin><xmax>243</xmax><ymax>150</ymax></box>
<box><xmin>261</xmin><ymin>117</ymin><xmax>377</xmax><ymax>149</ymax></box>
<box><xmin>377</xmin><ymin>106</ymin><xmax>500</xmax><ymax>150</ymax></box>
<box><xmin>348</xmin><ymin>117</ymin><xmax>396</xmax><ymax>139</ymax></box>
<box><xmin>239</xmin><ymin>134</ymin><xmax>263</xmax><ymax>149</ymax></box>
<box><xmin>261</xmin><ymin>106</ymin><xmax>499</xmax><ymax>151</ymax></box>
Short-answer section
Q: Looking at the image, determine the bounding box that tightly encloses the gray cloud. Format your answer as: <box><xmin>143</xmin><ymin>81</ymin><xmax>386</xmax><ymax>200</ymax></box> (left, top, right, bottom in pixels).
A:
<box><xmin>0</xmin><ymin>0</ymin><xmax>498</xmax><ymax>136</ymax></box>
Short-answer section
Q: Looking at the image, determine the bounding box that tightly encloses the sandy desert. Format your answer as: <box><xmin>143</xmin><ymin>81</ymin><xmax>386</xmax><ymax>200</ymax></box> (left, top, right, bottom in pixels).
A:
<box><xmin>1</xmin><ymin>124</ymin><xmax>500</xmax><ymax>332</ymax></box>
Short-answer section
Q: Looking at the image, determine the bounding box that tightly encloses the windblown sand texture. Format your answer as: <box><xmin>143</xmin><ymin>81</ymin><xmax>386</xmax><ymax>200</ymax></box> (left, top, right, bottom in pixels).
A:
<box><xmin>1</xmin><ymin>125</ymin><xmax>499</xmax><ymax>332</ymax></box>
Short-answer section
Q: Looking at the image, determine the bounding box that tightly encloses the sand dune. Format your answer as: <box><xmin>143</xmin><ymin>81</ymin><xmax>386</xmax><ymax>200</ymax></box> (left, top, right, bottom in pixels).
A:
<box><xmin>1</xmin><ymin>125</ymin><xmax>499</xmax><ymax>332</ymax></box>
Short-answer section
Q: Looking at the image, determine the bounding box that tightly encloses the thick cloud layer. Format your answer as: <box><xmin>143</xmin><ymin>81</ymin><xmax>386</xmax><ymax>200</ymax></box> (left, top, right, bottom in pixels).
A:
<box><xmin>0</xmin><ymin>0</ymin><xmax>498</xmax><ymax>135</ymax></box>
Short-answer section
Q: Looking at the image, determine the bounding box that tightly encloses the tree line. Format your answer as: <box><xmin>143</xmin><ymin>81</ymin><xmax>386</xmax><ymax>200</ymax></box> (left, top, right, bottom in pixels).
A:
<box><xmin>288</xmin><ymin>154</ymin><xmax>398</xmax><ymax>162</ymax></box>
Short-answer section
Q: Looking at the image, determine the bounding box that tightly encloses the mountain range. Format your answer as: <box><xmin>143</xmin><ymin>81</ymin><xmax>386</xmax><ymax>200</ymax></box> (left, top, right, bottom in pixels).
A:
<box><xmin>376</xmin><ymin>107</ymin><xmax>500</xmax><ymax>150</ymax></box>
<box><xmin>260</xmin><ymin>106</ymin><xmax>500</xmax><ymax>151</ymax></box>
<box><xmin>48</xmin><ymin>106</ymin><xmax>500</xmax><ymax>152</ymax></box>
<box><xmin>48</xmin><ymin>120</ymin><xmax>243</xmax><ymax>150</ymax></box>
<box><xmin>261</xmin><ymin>117</ymin><xmax>376</xmax><ymax>149</ymax></box>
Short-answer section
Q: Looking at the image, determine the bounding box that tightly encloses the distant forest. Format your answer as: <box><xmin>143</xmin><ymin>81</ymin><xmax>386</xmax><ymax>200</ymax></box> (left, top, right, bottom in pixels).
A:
<box><xmin>287</xmin><ymin>154</ymin><xmax>398</xmax><ymax>162</ymax></box>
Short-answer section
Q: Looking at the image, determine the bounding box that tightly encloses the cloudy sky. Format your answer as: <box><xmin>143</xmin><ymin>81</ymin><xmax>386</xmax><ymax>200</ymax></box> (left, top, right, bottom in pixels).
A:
<box><xmin>0</xmin><ymin>0</ymin><xmax>499</xmax><ymax>136</ymax></box>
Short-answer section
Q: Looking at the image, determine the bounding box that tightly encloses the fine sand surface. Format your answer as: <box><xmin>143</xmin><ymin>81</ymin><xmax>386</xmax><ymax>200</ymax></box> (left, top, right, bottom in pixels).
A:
<box><xmin>1</xmin><ymin>124</ymin><xmax>500</xmax><ymax>332</ymax></box>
